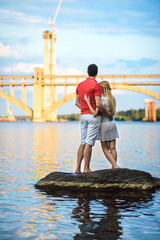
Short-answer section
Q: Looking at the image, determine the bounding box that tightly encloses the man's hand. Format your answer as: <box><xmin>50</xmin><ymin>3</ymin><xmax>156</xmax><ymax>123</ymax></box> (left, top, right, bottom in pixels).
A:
<box><xmin>99</xmin><ymin>103</ymin><xmax>113</xmax><ymax>121</ymax></box>
<box><xmin>107</xmin><ymin>112</ymin><xmax>113</xmax><ymax>121</ymax></box>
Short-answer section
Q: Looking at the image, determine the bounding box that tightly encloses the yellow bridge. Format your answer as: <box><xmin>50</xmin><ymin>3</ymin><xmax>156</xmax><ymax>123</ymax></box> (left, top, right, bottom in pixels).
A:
<box><xmin>0</xmin><ymin>67</ymin><xmax>160</xmax><ymax>122</ymax></box>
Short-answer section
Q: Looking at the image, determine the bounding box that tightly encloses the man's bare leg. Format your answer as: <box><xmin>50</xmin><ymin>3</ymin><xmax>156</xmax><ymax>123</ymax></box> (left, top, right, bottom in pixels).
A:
<box><xmin>83</xmin><ymin>144</ymin><xmax>92</xmax><ymax>173</ymax></box>
<box><xmin>75</xmin><ymin>144</ymin><xmax>85</xmax><ymax>173</ymax></box>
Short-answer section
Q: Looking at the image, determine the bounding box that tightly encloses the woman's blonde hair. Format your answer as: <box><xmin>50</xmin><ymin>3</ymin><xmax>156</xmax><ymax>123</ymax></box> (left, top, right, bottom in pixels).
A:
<box><xmin>100</xmin><ymin>81</ymin><xmax>116</xmax><ymax>115</ymax></box>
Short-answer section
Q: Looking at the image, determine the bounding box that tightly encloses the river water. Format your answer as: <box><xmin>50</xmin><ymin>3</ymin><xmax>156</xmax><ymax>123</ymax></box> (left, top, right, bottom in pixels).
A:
<box><xmin>0</xmin><ymin>121</ymin><xmax>160</xmax><ymax>239</ymax></box>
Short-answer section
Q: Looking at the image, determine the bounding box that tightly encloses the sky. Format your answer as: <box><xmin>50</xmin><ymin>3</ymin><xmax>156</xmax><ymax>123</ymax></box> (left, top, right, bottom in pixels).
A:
<box><xmin>0</xmin><ymin>0</ymin><xmax>160</xmax><ymax>116</ymax></box>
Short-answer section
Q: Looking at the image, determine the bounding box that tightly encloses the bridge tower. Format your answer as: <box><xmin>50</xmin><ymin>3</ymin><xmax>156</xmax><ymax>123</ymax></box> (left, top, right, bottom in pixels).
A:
<box><xmin>33</xmin><ymin>68</ymin><xmax>45</xmax><ymax>122</ymax></box>
<box><xmin>144</xmin><ymin>99</ymin><xmax>151</xmax><ymax>121</ymax></box>
<box><xmin>6</xmin><ymin>99</ymin><xmax>16</xmax><ymax>121</ymax></box>
<box><xmin>43</xmin><ymin>30</ymin><xmax>57</xmax><ymax>121</ymax></box>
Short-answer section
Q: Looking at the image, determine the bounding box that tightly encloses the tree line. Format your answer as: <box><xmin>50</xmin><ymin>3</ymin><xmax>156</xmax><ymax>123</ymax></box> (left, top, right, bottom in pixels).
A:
<box><xmin>58</xmin><ymin>108</ymin><xmax>160</xmax><ymax>121</ymax></box>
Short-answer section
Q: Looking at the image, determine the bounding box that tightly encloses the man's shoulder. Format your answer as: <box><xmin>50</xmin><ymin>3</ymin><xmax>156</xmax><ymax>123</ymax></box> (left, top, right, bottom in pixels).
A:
<box><xmin>77</xmin><ymin>79</ymin><xmax>87</xmax><ymax>87</ymax></box>
<box><xmin>95</xmin><ymin>81</ymin><xmax>101</xmax><ymax>86</ymax></box>
<box><xmin>77</xmin><ymin>78</ymin><xmax>101</xmax><ymax>89</ymax></box>
<box><xmin>94</xmin><ymin>81</ymin><xmax>102</xmax><ymax>88</ymax></box>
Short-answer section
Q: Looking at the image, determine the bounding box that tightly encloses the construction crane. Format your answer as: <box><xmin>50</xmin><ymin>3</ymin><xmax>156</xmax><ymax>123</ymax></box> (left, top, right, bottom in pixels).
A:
<box><xmin>48</xmin><ymin>0</ymin><xmax>62</xmax><ymax>34</ymax></box>
<box><xmin>43</xmin><ymin>0</ymin><xmax>63</xmax><ymax>121</ymax></box>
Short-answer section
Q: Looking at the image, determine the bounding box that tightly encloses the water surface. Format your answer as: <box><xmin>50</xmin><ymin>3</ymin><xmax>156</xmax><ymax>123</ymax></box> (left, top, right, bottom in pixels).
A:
<box><xmin>0</xmin><ymin>121</ymin><xmax>160</xmax><ymax>239</ymax></box>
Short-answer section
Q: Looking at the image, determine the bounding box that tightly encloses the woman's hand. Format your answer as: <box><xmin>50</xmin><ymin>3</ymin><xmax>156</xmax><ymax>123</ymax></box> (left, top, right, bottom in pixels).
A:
<box><xmin>84</xmin><ymin>94</ymin><xmax>90</xmax><ymax>103</ymax></box>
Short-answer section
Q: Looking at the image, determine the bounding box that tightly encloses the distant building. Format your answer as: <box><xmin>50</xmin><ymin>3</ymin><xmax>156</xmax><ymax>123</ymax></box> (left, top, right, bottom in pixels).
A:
<box><xmin>144</xmin><ymin>99</ymin><xmax>156</xmax><ymax>122</ymax></box>
<box><xmin>149</xmin><ymin>101</ymin><xmax>156</xmax><ymax>122</ymax></box>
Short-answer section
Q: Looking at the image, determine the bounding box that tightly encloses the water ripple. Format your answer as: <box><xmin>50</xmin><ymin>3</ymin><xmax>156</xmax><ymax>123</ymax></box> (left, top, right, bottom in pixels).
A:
<box><xmin>0</xmin><ymin>121</ymin><xmax>160</xmax><ymax>239</ymax></box>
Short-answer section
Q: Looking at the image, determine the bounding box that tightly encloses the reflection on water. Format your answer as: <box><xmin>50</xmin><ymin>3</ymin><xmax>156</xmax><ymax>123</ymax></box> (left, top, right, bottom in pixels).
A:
<box><xmin>0</xmin><ymin>121</ymin><xmax>160</xmax><ymax>239</ymax></box>
<box><xmin>71</xmin><ymin>194</ymin><xmax>154</xmax><ymax>240</ymax></box>
<box><xmin>32</xmin><ymin>125</ymin><xmax>60</xmax><ymax>179</ymax></box>
<box><xmin>72</xmin><ymin>195</ymin><xmax>123</xmax><ymax>239</ymax></box>
<box><xmin>33</xmin><ymin>190</ymin><xmax>156</xmax><ymax>240</ymax></box>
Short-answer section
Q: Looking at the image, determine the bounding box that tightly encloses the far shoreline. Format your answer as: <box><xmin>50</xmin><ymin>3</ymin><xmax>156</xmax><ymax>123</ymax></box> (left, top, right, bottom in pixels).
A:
<box><xmin>0</xmin><ymin>107</ymin><xmax>160</xmax><ymax>122</ymax></box>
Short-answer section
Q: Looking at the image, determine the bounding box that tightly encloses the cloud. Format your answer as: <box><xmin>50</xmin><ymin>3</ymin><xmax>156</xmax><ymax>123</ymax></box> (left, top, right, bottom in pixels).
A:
<box><xmin>123</xmin><ymin>10</ymin><xmax>146</xmax><ymax>18</ymax></box>
<box><xmin>57</xmin><ymin>67</ymin><xmax>83</xmax><ymax>75</ymax></box>
<box><xmin>57</xmin><ymin>3</ymin><xmax>160</xmax><ymax>36</ymax></box>
<box><xmin>112</xmin><ymin>90</ymin><xmax>126</xmax><ymax>95</ymax></box>
<box><xmin>56</xmin><ymin>28</ymin><xmax>160</xmax><ymax>64</ymax></box>
<box><xmin>61</xmin><ymin>6</ymin><xmax>105</xmax><ymax>19</ymax></box>
<box><xmin>139</xmin><ymin>61</ymin><xmax>160</xmax><ymax>74</ymax></box>
<box><xmin>105</xmin><ymin>58</ymin><xmax>159</xmax><ymax>74</ymax></box>
<box><xmin>0</xmin><ymin>42</ymin><xmax>22</xmax><ymax>58</ymax></box>
<box><xmin>0</xmin><ymin>9</ymin><xmax>44</xmax><ymax>25</ymax></box>
<box><xmin>3</xmin><ymin>62</ymin><xmax>43</xmax><ymax>74</ymax></box>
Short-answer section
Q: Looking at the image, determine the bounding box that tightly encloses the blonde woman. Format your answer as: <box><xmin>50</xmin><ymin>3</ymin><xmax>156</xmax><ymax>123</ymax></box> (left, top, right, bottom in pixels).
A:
<box><xmin>84</xmin><ymin>81</ymin><xmax>120</xmax><ymax>169</ymax></box>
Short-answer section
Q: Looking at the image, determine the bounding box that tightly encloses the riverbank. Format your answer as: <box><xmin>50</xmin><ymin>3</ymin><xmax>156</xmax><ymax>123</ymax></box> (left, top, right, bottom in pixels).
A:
<box><xmin>1</xmin><ymin>108</ymin><xmax>160</xmax><ymax>122</ymax></box>
<box><xmin>59</xmin><ymin>108</ymin><xmax>160</xmax><ymax>121</ymax></box>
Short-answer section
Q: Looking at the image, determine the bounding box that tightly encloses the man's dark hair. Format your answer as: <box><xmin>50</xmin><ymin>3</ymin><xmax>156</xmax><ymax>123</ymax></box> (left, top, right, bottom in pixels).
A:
<box><xmin>87</xmin><ymin>64</ymin><xmax>98</xmax><ymax>77</ymax></box>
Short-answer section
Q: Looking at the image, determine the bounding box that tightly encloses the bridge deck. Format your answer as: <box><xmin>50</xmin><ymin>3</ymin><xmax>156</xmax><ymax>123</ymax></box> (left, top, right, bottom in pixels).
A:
<box><xmin>0</xmin><ymin>82</ymin><xmax>160</xmax><ymax>86</ymax></box>
<box><xmin>0</xmin><ymin>74</ymin><xmax>160</xmax><ymax>86</ymax></box>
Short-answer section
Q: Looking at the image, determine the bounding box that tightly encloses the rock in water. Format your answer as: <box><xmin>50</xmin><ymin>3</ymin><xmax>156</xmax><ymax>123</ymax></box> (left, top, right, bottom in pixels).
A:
<box><xmin>35</xmin><ymin>168</ymin><xmax>159</xmax><ymax>194</ymax></box>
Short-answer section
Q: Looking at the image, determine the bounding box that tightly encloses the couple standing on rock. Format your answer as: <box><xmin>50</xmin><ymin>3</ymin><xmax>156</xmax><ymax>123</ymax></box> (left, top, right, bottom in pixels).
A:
<box><xmin>75</xmin><ymin>64</ymin><xmax>120</xmax><ymax>173</ymax></box>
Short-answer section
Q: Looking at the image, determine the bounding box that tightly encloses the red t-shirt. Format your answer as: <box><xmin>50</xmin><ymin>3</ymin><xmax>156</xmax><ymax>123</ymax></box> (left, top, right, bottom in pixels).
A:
<box><xmin>76</xmin><ymin>78</ymin><xmax>102</xmax><ymax>115</ymax></box>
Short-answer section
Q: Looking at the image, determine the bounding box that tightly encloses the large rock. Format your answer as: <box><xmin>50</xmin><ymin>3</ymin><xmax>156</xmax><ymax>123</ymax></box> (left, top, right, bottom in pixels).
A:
<box><xmin>35</xmin><ymin>168</ymin><xmax>160</xmax><ymax>194</ymax></box>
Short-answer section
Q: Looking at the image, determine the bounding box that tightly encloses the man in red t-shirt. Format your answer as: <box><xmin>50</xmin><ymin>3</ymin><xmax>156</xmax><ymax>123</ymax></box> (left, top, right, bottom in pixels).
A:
<box><xmin>75</xmin><ymin>64</ymin><xmax>102</xmax><ymax>173</ymax></box>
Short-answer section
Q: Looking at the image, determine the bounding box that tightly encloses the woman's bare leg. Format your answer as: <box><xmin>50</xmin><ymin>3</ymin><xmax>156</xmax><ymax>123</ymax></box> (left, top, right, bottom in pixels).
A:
<box><xmin>109</xmin><ymin>140</ymin><xmax>117</xmax><ymax>162</ymax></box>
<box><xmin>101</xmin><ymin>141</ymin><xmax>120</xmax><ymax>169</ymax></box>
